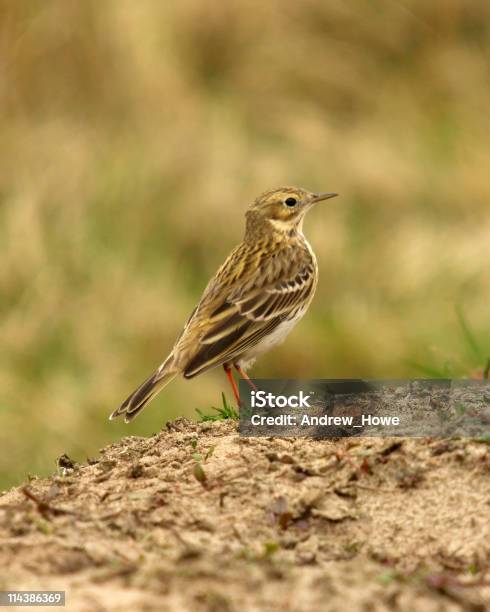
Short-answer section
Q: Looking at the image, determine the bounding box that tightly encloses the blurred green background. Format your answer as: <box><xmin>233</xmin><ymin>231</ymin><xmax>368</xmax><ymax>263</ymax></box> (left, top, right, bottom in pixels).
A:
<box><xmin>1</xmin><ymin>1</ymin><xmax>489</xmax><ymax>489</ymax></box>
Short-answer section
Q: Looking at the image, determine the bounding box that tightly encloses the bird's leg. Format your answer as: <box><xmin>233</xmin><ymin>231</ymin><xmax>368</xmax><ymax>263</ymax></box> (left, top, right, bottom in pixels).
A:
<box><xmin>234</xmin><ymin>364</ymin><xmax>258</xmax><ymax>391</ymax></box>
<box><xmin>223</xmin><ymin>364</ymin><xmax>241</xmax><ymax>406</ymax></box>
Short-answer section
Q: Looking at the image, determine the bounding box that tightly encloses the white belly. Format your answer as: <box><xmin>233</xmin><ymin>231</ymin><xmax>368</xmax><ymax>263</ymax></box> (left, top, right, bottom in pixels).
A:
<box><xmin>237</xmin><ymin>309</ymin><xmax>306</xmax><ymax>371</ymax></box>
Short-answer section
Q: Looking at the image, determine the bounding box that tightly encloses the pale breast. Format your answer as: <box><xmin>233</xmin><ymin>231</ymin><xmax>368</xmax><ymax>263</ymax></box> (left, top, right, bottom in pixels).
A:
<box><xmin>236</xmin><ymin>305</ymin><xmax>309</xmax><ymax>370</ymax></box>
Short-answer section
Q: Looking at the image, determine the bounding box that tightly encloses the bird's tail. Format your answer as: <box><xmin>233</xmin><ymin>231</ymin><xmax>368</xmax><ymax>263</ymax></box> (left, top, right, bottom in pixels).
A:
<box><xmin>110</xmin><ymin>358</ymin><xmax>177</xmax><ymax>423</ymax></box>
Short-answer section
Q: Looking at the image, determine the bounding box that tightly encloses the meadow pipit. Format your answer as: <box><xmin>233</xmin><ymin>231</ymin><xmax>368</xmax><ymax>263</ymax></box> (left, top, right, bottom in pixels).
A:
<box><xmin>111</xmin><ymin>186</ymin><xmax>338</xmax><ymax>422</ymax></box>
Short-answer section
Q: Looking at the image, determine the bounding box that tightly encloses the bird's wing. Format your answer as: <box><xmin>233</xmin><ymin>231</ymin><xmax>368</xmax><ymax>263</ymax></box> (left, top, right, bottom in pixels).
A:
<box><xmin>177</xmin><ymin>242</ymin><xmax>316</xmax><ymax>378</ymax></box>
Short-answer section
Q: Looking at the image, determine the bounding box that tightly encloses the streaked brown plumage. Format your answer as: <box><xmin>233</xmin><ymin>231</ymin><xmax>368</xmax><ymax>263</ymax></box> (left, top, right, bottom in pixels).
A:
<box><xmin>111</xmin><ymin>186</ymin><xmax>337</xmax><ymax>422</ymax></box>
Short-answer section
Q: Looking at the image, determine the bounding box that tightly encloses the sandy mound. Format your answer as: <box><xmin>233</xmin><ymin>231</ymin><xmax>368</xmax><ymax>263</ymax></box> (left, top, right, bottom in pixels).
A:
<box><xmin>1</xmin><ymin>419</ymin><xmax>489</xmax><ymax>611</ymax></box>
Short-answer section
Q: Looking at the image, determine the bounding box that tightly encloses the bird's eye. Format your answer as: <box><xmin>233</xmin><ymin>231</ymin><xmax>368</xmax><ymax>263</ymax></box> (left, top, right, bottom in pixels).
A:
<box><xmin>285</xmin><ymin>197</ymin><xmax>297</xmax><ymax>207</ymax></box>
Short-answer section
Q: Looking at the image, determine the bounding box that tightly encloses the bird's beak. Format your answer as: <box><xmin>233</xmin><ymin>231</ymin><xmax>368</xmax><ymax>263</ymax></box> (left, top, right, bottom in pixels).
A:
<box><xmin>311</xmin><ymin>192</ymin><xmax>338</xmax><ymax>203</ymax></box>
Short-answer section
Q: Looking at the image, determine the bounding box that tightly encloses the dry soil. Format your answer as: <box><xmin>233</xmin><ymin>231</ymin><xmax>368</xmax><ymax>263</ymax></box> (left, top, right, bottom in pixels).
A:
<box><xmin>1</xmin><ymin>419</ymin><xmax>490</xmax><ymax>611</ymax></box>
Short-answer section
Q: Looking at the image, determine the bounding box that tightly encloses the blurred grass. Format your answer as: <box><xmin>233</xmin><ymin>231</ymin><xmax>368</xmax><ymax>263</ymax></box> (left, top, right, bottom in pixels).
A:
<box><xmin>1</xmin><ymin>0</ymin><xmax>489</xmax><ymax>488</ymax></box>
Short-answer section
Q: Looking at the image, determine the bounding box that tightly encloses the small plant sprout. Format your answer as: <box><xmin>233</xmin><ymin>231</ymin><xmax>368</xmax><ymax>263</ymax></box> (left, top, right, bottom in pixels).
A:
<box><xmin>196</xmin><ymin>393</ymin><xmax>239</xmax><ymax>422</ymax></box>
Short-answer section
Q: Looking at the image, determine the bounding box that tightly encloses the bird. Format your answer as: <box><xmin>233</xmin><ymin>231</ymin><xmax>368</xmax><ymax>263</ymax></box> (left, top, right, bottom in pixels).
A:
<box><xmin>110</xmin><ymin>186</ymin><xmax>338</xmax><ymax>423</ymax></box>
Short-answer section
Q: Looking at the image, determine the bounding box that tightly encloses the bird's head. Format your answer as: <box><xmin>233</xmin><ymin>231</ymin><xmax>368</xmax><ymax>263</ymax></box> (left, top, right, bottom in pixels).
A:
<box><xmin>246</xmin><ymin>186</ymin><xmax>337</xmax><ymax>237</ymax></box>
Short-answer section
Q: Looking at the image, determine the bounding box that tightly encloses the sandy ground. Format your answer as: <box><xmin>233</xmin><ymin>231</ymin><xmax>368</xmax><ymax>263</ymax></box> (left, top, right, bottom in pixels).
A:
<box><xmin>1</xmin><ymin>419</ymin><xmax>490</xmax><ymax>611</ymax></box>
